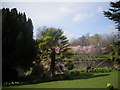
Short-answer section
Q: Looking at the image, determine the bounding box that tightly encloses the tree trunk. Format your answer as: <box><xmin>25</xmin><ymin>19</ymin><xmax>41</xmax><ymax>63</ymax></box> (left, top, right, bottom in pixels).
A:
<box><xmin>88</xmin><ymin>59</ymin><xmax>108</xmax><ymax>73</ymax></box>
<box><xmin>50</xmin><ymin>48</ymin><xmax>56</xmax><ymax>77</ymax></box>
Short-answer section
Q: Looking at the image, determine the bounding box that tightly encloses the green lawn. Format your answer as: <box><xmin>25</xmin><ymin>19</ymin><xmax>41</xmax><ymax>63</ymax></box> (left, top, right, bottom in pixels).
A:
<box><xmin>4</xmin><ymin>71</ymin><xmax>119</xmax><ymax>88</ymax></box>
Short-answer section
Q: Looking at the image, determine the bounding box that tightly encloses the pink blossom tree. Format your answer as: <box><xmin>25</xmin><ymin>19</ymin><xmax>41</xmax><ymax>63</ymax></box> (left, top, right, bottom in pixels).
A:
<box><xmin>70</xmin><ymin>45</ymin><xmax>107</xmax><ymax>72</ymax></box>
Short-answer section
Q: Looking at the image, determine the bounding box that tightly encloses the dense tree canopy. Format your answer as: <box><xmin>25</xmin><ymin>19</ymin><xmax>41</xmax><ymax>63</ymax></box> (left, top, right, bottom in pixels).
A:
<box><xmin>104</xmin><ymin>1</ymin><xmax>120</xmax><ymax>31</ymax></box>
<box><xmin>2</xmin><ymin>8</ymin><xmax>36</xmax><ymax>82</ymax></box>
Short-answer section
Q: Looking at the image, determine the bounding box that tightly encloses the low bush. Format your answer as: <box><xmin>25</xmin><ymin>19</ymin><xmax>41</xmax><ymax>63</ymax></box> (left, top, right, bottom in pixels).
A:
<box><xmin>3</xmin><ymin>82</ymin><xmax>25</xmax><ymax>86</ymax></box>
<box><xmin>92</xmin><ymin>67</ymin><xmax>112</xmax><ymax>73</ymax></box>
<box><xmin>65</xmin><ymin>67</ymin><xmax>113</xmax><ymax>80</ymax></box>
<box><xmin>75</xmin><ymin>67</ymin><xmax>112</xmax><ymax>73</ymax></box>
<box><xmin>67</xmin><ymin>70</ymin><xmax>92</xmax><ymax>80</ymax></box>
<box><xmin>79</xmin><ymin>69</ymin><xmax>86</xmax><ymax>73</ymax></box>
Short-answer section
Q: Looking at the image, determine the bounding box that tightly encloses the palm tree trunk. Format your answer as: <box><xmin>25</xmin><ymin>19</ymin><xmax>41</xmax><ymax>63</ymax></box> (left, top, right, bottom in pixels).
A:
<box><xmin>50</xmin><ymin>48</ymin><xmax>56</xmax><ymax>77</ymax></box>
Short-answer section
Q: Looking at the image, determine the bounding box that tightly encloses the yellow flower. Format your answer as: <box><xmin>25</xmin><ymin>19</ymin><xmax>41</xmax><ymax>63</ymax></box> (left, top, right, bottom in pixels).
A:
<box><xmin>107</xmin><ymin>83</ymin><xmax>111</xmax><ymax>87</ymax></box>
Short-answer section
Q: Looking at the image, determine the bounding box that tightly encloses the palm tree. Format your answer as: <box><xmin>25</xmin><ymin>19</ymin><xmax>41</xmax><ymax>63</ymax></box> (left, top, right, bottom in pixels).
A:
<box><xmin>37</xmin><ymin>27</ymin><xmax>70</xmax><ymax>77</ymax></box>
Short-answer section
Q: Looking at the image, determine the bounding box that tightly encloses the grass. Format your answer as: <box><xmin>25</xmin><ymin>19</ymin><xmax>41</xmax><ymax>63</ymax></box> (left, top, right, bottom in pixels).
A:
<box><xmin>3</xmin><ymin>70</ymin><xmax>119</xmax><ymax>88</ymax></box>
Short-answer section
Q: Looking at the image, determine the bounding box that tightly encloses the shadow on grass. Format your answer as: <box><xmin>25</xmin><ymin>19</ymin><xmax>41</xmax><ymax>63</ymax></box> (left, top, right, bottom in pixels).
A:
<box><xmin>87</xmin><ymin>73</ymin><xmax>110</xmax><ymax>79</ymax></box>
<box><xmin>66</xmin><ymin>73</ymin><xmax>110</xmax><ymax>80</ymax></box>
<box><xmin>92</xmin><ymin>74</ymin><xmax>110</xmax><ymax>77</ymax></box>
<box><xmin>3</xmin><ymin>73</ymin><xmax>111</xmax><ymax>87</ymax></box>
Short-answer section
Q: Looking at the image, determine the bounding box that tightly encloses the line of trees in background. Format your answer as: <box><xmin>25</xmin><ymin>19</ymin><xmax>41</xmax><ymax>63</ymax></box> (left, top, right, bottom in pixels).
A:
<box><xmin>70</xmin><ymin>32</ymin><xmax>120</xmax><ymax>56</ymax></box>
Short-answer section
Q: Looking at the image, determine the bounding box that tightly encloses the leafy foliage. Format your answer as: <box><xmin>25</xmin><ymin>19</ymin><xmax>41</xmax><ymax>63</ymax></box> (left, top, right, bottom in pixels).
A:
<box><xmin>66</xmin><ymin>70</ymin><xmax>92</xmax><ymax>80</ymax></box>
<box><xmin>104</xmin><ymin>1</ymin><xmax>120</xmax><ymax>31</ymax></box>
<box><xmin>2</xmin><ymin>8</ymin><xmax>36</xmax><ymax>82</ymax></box>
<box><xmin>109</xmin><ymin>41</ymin><xmax>120</xmax><ymax>64</ymax></box>
<box><xmin>66</xmin><ymin>67</ymin><xmax>112</xmax><ymax>80</ymax></box>
<box><xmin>92</xmin><ymin>67</ymin><xmax>112</xmax><ymax>73</ymax></box>
<box><xmin>65</xmin><ymin>61</ymin><xmax>74</xmax><ymax>70</ymax></box>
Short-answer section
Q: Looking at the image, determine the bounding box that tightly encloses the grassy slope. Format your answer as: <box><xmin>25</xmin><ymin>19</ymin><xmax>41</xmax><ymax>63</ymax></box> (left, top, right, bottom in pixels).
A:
<box><xmin>4</xmin><ymin>71</ymin><xmax>118</xmax><ymax>88</ymax></box>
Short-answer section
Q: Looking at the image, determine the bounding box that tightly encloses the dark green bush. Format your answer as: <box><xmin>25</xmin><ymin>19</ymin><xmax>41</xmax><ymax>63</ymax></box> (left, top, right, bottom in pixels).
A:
<box><xmin>67</xmin><ymin>70</ymin><xmax>92</xmax><ymax>79</ymax></box>
<box><xmin>66</xmin><ymin>61</ymin><xmax>74</xmax><ymax>70</ymax></box>
<box><xmin>65</xmin><ymin>67</ymin><xmax>113</xmax><ymax>80</ymax></box>
<box><xmin>79</xmin><ymin>69</ymin><xmax>86</xmax><ymax>73</ymax></box>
